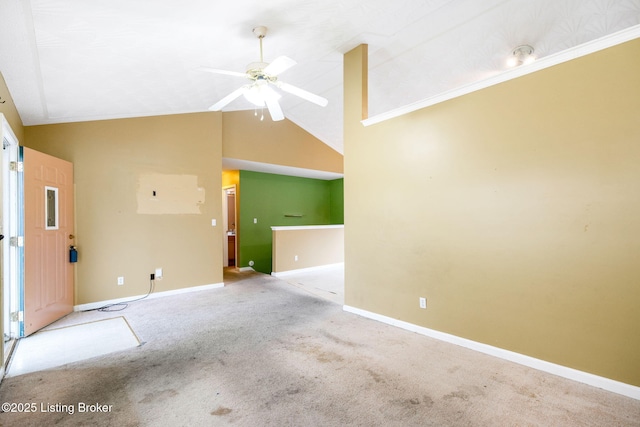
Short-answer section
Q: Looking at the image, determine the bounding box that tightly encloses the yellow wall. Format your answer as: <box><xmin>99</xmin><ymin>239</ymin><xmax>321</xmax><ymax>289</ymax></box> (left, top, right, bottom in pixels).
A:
<box><xmin>25</xmin><ymin>113</ymin><xmax>224</xmax><ymax>304</ymax></box>
<box><xmin>222</xmin><ymin>110</ymin><xmax>343</xmax><ymax>173</ymax></box>
<box><xmin>344</xmin><ymin>39</ymin><xmax>640</xmax><ymax>386</ymax></box>
<box><xmin>222</xmin><ymin>170</ymin><xmax>239</xmax><ymax>188</ymax></box>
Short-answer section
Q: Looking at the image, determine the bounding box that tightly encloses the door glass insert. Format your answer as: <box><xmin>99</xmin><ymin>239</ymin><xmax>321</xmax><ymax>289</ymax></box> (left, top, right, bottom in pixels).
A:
<box><xmin>45</xmin><ymin>186</ymin><xmax>58</xmax><ymax>230</ymax></box>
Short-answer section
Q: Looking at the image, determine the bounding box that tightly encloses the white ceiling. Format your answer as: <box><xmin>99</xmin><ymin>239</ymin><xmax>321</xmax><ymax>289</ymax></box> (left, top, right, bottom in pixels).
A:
<box><xmin>1</xmin><ymin>0</ymin><xmax>639</xmax><ymax>156</ymax></box>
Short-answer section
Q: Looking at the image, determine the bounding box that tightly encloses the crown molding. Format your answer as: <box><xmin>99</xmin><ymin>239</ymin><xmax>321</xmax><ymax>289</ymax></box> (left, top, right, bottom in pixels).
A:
<box><xmin>362</xmin><ymin>24</ymin><xmax>640</xmax><ymax>127</ymax></box>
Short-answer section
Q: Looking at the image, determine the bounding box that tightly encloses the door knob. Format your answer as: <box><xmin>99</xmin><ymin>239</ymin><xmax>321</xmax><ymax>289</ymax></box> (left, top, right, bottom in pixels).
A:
<box><xmin>69</xmin><ymin>234</ymin><xmax>75</xmax><ymax>239</ymax></box>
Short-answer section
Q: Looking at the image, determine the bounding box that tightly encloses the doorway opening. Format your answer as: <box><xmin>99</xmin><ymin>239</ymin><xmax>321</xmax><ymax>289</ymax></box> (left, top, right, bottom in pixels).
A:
<box><xmin>222</xmin><ymin>186</ymin><xmax>237</xmax><ymax>267</ymax></box>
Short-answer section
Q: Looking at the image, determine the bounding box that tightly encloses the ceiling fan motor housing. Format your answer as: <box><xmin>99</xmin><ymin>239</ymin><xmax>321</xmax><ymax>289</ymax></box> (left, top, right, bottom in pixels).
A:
<box><xmin>246</xmin><ymin>61</ymin><xmax>270</xmax><ymax>74</ymax></box>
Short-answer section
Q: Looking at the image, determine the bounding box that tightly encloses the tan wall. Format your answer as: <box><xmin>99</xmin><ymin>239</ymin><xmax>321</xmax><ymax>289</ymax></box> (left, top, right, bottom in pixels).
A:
<box><xmin>272</xmin><ymin>226</ymin><xmax>344</xmax><ymax>273</ymax></box>
<box><xmin>20</xmin><ymin>108</ymin><xmax>338</xmax><ymax>305</ymax></box>
<box><xmin>0</xmin><ymin>73</ymin><xmax>24</xmax><ymax>142</ymax></box>
<box><xmin>344</xmin><ymin>39</ymin><xmax>640</xmax><ymax>386</ymax></box>
<box><xmin>222</xmin><ymin>110</ymin><xmax>343</xmax><ymax>174</ymax></box>
<box><xmin>25</xmin><ymin>113</ymin><xmax>223</xmax><ymax>304</ymax></box>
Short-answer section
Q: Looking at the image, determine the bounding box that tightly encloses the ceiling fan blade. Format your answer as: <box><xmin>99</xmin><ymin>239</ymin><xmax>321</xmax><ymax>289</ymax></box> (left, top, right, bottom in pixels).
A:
<box><xmin>265</xmin><ymin>98</ymin><xmax>285</xmax><ymax>121</ymax></box>
<box><xmin>199</xmin><ymin>67</ymin><xmax>248</xmax><ymax>78</ymax></box>
<box><xmin>278</xmin><ymin>82</ymin><xmax>328</xmax><ymax>107</ymax></box>
<box><xmin>263</xmin><ymin>56</ymin><xmax>297</xmax><ymax>76</ymax></box>
<box><xmin>208</xmin><ymin>87</ymin><xmax>247</xmax><ymax>111</ymax></box>
<box><xmin>263</xmin><ymin>86</ymin><xmax>285</xmax><ymax>121</ymax></box>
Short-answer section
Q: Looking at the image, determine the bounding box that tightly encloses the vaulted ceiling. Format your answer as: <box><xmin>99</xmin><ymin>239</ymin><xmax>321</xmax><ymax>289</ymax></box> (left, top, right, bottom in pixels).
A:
<box><xmin>1</xmin><ymin>0</ymin><xmax>639</xmax><ymax>154</ymax></box>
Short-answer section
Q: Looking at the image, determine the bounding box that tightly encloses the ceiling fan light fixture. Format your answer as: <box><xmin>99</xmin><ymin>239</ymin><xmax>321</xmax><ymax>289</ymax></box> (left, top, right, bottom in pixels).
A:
<box><xmin>243</xmin><ymin>81</ymin><xmax>281</xmax><ymax>107</ymax></box>
<box><xmin>507</xmin><ymin>44</ymin><xmax>535</xmax><ymax>67</ymax></box>
<box><xmin>243</xmin><ymin>88</ymin><xmax>265</xmax><ymax>107</ymax></box>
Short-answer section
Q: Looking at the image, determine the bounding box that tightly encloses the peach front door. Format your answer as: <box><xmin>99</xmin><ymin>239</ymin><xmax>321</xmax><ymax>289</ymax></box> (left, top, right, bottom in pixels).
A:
<box><xmin>23</xmin><ymin>147</ymin><xmax>74</xmax><ymax>336</ymax></box>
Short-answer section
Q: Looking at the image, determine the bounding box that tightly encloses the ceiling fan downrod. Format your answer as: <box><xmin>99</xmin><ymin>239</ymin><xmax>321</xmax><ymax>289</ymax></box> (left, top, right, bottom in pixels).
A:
<box><xmin>253</xmin><ymin>26</ymin><xmax>268</xmax><ymax>63</ymax></box>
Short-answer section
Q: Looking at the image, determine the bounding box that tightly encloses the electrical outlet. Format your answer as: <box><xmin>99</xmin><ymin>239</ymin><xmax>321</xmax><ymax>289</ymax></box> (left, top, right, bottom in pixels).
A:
<box><xmin>419</xmin><ymin>297</ymin><xmax>427</xmax><ymax>309</ymax></box>
<box><xmin>294</xmin><ymin>255</ymin><xmax>298</xmax><ymax>261</ymax></box>
<box><xmin>155</xmin><ymin>268</ymin><xmax>163</xmax><ymax>279</ymax></box>
<box><xmin>117</xmin><ymin>276</ymin><xmax>124</xmax><ymax>286</ymax></box>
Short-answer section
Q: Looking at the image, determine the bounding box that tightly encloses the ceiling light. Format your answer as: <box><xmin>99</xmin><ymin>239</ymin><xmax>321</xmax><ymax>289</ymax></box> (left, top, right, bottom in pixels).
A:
<box><xmin>507</xmin><ymin>45</ymin><xmax>535</xmax><ymax>67</ymax></box>
<box><xmin>242</xmin><ymin>80</ymin><xmax>281</xmax><ymax>107</ymax></box>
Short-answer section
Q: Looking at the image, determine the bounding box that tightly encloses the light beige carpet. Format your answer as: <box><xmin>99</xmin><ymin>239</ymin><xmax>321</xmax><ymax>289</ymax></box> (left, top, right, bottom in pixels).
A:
<box><xmin>1</xmin><ymin>270</ymin><xmax>638</xmax><ymax>426</ymax></box>
<box><xmin>278</xmin><ymin>263</ymin><xmax>345</xmax><ymax>305</ymax></box>
<box><xmin>7</xmin><ymin>317</ymin><xmax>140</xmax><ymax>377</ymax></box>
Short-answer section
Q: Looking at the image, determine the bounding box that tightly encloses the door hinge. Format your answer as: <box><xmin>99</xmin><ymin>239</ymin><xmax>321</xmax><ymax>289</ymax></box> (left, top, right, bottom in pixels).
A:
<box><xmin>9</xmin><ymin>161</ymin><xmax>23</xmax><ymax>172</ymax></box>
<box><xmin>10</xmin><ymin>311</ymin><xmax>24</xmax><ymax>322</ymax></box>
<box><xmin>9</xmin><ymin>236</ymin><xmax>24</xmax><ymax>247</ymax></box>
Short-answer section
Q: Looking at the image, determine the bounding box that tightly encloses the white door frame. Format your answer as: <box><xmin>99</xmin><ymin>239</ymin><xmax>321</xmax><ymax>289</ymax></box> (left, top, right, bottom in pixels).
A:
<box><xmin>222</xmin><ymin>185</ymin><xmax>236</xmax><ymax>268</ymax></box>
<box><xmin>222</xmin><ymin>188</ymin><xmax>229</xmax><ymax>267</ymax></box>
<box><xmin>1</xmin><ymin>114</ymin><xmax>20</xmax><ymax>363</ymax></box>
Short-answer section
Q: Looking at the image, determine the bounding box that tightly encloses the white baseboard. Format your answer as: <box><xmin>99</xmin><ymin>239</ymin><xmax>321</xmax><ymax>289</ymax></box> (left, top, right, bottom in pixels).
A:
<box><xmin>272</xmin><ymin>262</ymin><xmax>344</xmax><ymax>277</ymax></box>
<box><xmin>74</xmin><ymin>282</ymin><xmax>225</xmax><ymax>312</ymax></box>
<box><xmin>343</xmin><ymin>305</ymin><xmax>640</xmax><ymax>401</ymax></box>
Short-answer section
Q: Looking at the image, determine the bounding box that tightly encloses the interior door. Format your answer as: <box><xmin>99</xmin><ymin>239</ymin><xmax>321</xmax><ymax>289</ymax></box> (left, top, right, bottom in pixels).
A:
<box><xmin>22</xmin><ymin>147</ymin><xmax>74</xmax><ymax>336</ymax></box>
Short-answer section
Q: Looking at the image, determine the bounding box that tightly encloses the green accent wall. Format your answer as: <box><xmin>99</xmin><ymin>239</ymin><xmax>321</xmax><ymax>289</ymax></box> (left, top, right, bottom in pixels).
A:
<box><xmin>329</xmin><ymin>178</ymin><xmax>344</xmax><ymax>224</ymax></box>
<box><xmin>239</xmin><ymin>170</ymin><xmax>343</xmax><ymax>274</ymax></box>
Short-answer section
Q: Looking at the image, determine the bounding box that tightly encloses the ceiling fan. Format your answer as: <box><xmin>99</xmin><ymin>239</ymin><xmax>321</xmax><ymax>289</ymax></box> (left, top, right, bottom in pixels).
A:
<box><xmin>203</xmin><ymin>26</ymin><xmax>328</xmax><ymax>121</ymax></box>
